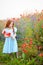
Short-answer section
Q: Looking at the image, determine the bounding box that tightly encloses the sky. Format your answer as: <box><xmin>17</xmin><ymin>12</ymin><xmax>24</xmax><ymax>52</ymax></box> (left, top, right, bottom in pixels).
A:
<box><xmin>0</xmin><ymin>0</ymin><xmax>43</xmax><ymax>19</ymax></box>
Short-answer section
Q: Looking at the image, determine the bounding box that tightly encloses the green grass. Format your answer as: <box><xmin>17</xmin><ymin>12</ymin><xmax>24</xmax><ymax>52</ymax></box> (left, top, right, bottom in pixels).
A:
<box><xmin>0</xmin><ymin>41</ymin><xmax>43</xmax><ymax>65</ymax></box>
<box><xmin>0</xmin><ymin>41</ymin><xmax>24</xmax><ymax>65</ymax></box>
<box><xmin>0</xmin><ymin>41</ymin><xmax>19</xmax><ymax>65</ymax></box>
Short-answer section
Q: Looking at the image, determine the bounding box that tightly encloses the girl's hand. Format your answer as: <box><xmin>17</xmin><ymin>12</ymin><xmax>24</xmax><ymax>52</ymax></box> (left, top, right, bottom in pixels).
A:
<box><xmin>14</xmin><ymin>33</ymin><xmax>16</xmax><ymax>37</ymax></box>
<box><xmin>12</xmin><ymin>34</ymin><xmax>16</xmax><ymax>39</ymax></box>
<box><xmin>11</xmin><ymin>33</ymin><xmax>16</xmax><ymax>39</ymax></box>
<box><xmin>4</xmin><ymin>34</ymin><xmax>8</xmax><ymax>37</ymax></box>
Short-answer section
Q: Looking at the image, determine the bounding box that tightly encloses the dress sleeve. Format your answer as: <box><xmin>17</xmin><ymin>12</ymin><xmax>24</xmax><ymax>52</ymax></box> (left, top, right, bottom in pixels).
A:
<box><xmin>14</xmin><ymin>27</ymin><xmax>17</xmax><ymax>33</ymax></box>
<box><xmin>2</xmin><ymin>29</ymin><xmax>6</xmax><ymax>35</ymax></box>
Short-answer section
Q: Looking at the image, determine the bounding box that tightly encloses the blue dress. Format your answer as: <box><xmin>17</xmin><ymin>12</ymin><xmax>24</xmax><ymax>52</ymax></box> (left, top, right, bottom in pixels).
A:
<box><xmin>2</xmin><ymin>27</ymin><xmax>18</xmax><ymax>53</ymax></box>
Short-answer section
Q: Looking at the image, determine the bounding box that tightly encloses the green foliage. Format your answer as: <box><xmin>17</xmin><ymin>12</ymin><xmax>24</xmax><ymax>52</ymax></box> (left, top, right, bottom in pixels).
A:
<box><xmin>21</xmin><ymin>44</ymin><xmax>38</xmax><ymax>60</ymax></box>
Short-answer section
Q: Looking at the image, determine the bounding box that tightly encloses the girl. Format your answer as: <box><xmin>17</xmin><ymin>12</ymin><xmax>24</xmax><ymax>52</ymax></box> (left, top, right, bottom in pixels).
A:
<box><xmin>2</xmin><ymin>20</ymin><xmax>18</xmax><ymax>58</ymax></box>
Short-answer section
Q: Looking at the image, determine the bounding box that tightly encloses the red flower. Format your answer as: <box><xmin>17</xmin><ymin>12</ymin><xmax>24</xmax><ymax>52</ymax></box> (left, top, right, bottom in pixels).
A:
<box><xmin>41</xmin><ymin>25</ymin><xmax>43</xmax><ymax>28</ymax></box>
<box><xmin>21</xmin><ymin>43</ymin><xmax>27</xmax><ymax>48</ymax></box>
<box><xmin>6</xmin><ymin>33</ymin><xmax>11</xmax><ymax>36</ymax></box>
<box><xmin>29</xmin><ymin>41</ymin><xmax>33</xmax><ymax>44</ymax></box>
<box><xmin>29</xmin><ymin>38</ymin><xmax>33</xmax><ymax>44</ymax></box>
<box><xmin>39</xmin><ymin>53</ymin><xmax>43</xmax><ymax>57</ymax></box>
<box><xmin>5</xmin><ymin>33</ymin><xmax>11</xmax><ymax>37</ymax></box>
<box><xmin>29</xmin><ymin>38</ymin><xmax>33</xmax><ymax>41</ymax></box>
<box><xmin>23</xmin><ymin>49</ymin><xmax>28</xmax><ymax>53</ymax></box>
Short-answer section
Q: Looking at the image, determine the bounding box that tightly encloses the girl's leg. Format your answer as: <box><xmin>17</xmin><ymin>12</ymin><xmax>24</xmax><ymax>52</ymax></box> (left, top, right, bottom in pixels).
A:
<box><xmin>9</xmin><ymin>53</ymin><xmax>13</xmax><ymax>58</ymax></box>
<box><xmin>9</xmin><ymin>53</ymin><xmax>12</xmax><ymax>56</ymax></box>
<box><xmin>9</xmin><ymin>53</ymin><xmax>14</xmax><ymax>60</ymax></box>
<box><xmin>16</xmin><ymin>52</ymin><xmax>18</xmax><ymax>58</ymax></box>
<box><xmin>9</xmin><ymin>52</ymin><xmax>18</xmax><ymax>58</ymax></box>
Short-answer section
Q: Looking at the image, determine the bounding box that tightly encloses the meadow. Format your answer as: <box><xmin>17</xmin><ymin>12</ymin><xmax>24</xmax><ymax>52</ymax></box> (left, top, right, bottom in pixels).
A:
<box><xmin>0</xmin><ymin>10</ymin><xmax>43</xmax><ymax>65</ymax></box>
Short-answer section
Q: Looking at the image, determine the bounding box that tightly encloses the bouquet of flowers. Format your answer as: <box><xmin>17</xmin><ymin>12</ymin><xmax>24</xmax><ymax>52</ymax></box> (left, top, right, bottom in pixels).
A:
<box><xmin>2</xmin><ymin>31</ymin><xmax>11</xmax><ymax>37</ymax></box>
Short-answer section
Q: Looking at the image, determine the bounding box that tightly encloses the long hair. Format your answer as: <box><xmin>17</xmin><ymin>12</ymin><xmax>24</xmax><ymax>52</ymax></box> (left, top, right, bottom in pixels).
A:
<box><xmin>5</xmin><ymin>20</ymin><xmax>14</xmax><ymax>28</ymax></box>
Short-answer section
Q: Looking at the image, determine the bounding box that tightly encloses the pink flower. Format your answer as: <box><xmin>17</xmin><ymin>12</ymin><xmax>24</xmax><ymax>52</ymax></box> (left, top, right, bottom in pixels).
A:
<box><xmin>29</xmin><ymin>41</ymin><xmax>33</xmax><ymax>45</ymax></box>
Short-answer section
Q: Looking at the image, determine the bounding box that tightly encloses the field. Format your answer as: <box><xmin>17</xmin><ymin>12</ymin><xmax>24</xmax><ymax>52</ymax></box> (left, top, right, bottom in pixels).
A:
<box><xmin>0</xmin><ymin>10</ymin><xmax>43</xmax><ymax>65</ymax></box>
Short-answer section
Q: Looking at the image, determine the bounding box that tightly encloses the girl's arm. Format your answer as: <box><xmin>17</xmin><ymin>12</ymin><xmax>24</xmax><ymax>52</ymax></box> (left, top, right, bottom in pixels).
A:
<box><xmin>2</xmin><ymin>29</ymin><xmax>5</xmax><ymax>34</ymax></box>
<box><xmin>2</xmin><ymin>29</ymin><xmax>7</xmax><ymax>37</ymax></box>
<box><xmin>11</xmin><ymin>33</ymin><xmax>16</xmax><ymax>39</ymax></box>
<box><xmin>4</xmin><ymin>34</ymin><xmax>9</xmax><ymax>37</ymax></box>
<box><xmin>2</xmin><ymin>29</ymin><xmax>11</xmax><ymax>38</ymax></box>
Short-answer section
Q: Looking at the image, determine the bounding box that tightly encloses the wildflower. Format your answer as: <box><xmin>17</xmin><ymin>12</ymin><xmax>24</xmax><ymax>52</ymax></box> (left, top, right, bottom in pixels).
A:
<box><xmin>39</xmin><ymin>53</ymin><xmax>43</xmax><ymax>57</ymax></box>
<box><xmin>6</xmin><ymin>33</ymin><xmax>11</xmax><ymax>36</ymax></box>
<box><xmin>29</xmin><ymin>41</ymin><xmax>33</xmax><ymax>44</ymax></box>
<box><xmin>41</xmin><ymin>25</ymin><xmax>43</xmax><ymax>28</ymax></box>
<box><xmin>21</xmin><ymin>43</ymin><xmax>27</xmax><ymax>48</ymax></box>
<box><xmin>29</xmin><ymin>38</ymin><xmax>33</xmax><ymax>44</ymax></box>
<box><xmin>4</xmin><ymin>33</ymin><xmax>11</xmax><ymax>37</ymax></box>
<box><xmin>23</xmin><ymin>49</ymin><xmax>28</xmax><ymax>53</ymax></box>
<box><xmin>29</xmin><ymin>38</ymin><xmax>33</xmax><ymax>41</ymax></box>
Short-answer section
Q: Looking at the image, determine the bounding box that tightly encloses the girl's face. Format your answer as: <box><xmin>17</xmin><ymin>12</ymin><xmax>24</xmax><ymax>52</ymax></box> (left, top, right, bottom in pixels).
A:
<box><xmin>9</xmin><ymin>22</ymin><xmax>14</xmax><ymax>28</ymax></box>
